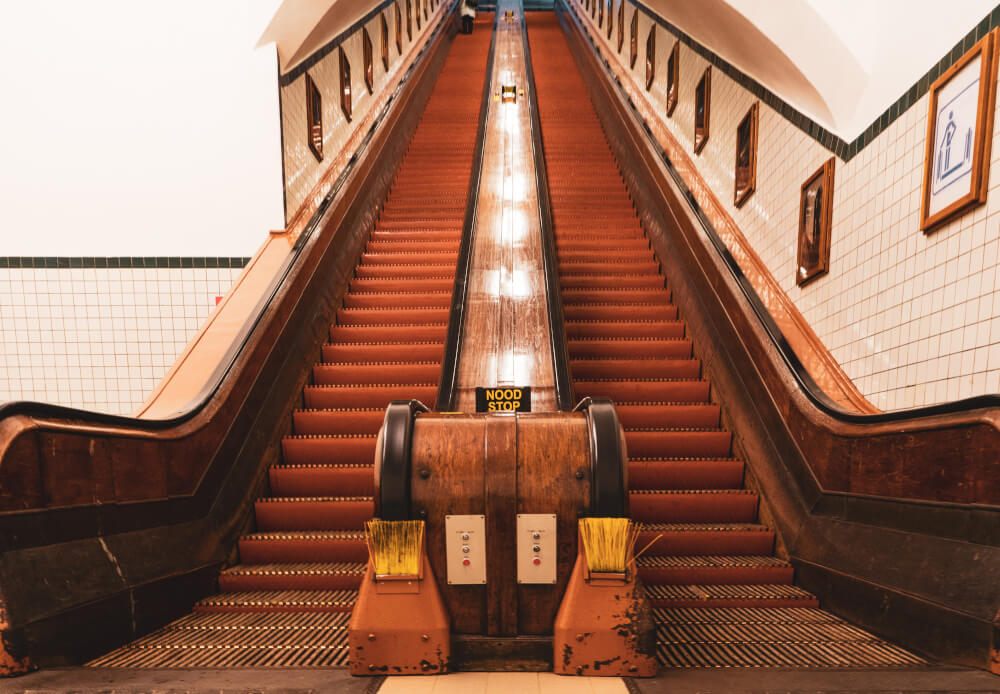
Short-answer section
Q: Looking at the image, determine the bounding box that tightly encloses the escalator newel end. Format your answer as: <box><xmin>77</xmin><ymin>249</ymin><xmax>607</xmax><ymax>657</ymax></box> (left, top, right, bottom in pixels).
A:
<box><xmin>348</xmin><ymin>519</ymin><xmax>451</xmax><ymax>675</ymax></box>
<box><xmin>553</xmin><ymin>518</ymin><xmax>657</xmax><ymax>677</ymax></box>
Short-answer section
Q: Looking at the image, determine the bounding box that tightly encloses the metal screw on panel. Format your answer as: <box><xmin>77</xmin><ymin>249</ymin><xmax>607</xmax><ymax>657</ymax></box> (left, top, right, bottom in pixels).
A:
<box><xmin>421</xmin><ymin>634</ymin><xmax>430</xmax><ymax>642</ymax></box>
<box><xmin>418</xmin><ymin>508</ymin><xmax>428</xmax><ymax>519</ymax></box>
<box><xmin>369</xmin><ymin>664</ymin><xmax>377</xmax><ymax>672</ymax></box>
<box><xmin>462</xmin><ymin>533</ymin><xmax>470</xmax><ymax>540</ymax></box>
<box><xmin>532</xmin><ymin>532</ymin><xmax>541</xmax><ymax>540</ymax></box>
<box><xmin>368</xmin><ymin>633</ymin><xmax>376</xmax><ymax>641</ymax></box>
<box><xmin>576</xmin><ymin>633</ymin><xmax>585</xmax><ymax>642</ymax></box>
<box><xmin>532</xmin><ymin>545</ymin><xmax>541</xmax><ymax>553</ymax></box>
<box><xmin>462</xmin><ymin>545</ymin><xmax>470</xmax><ymax>553</ymax></box>
<box><xmin>575</xmin><ymin>470</ymin><xmax>585</xmax><ymax>480</ymax></box>
<box><xmin>628</xmin><ymin>666</ymin><xmax>639</xmax><ymax>673</ymax></box>
<box><xmin>576</xmin><ymin>666</ymin><xmax>584</xmax><ymax>675</ymax></box>
<box><xmin>419</xmin><ymin>468</ymin><xmax>431</xmax><ymax>479</ymax></box>
<box><xmin>421</xmin><ymin>662</ymin><xmax>431</xmax><ymax>671</ymax></box>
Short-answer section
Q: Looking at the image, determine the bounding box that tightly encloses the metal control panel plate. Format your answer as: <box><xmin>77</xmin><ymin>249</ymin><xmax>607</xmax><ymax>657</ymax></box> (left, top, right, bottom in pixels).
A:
<box><xmin>444</xmin><ymin>514</ymin><xmax>486</xmax><ymax>584</ymax></box>
<box><xmin>516</xmin><ymin>513</ymin><xmax>557</xmax><ymax>584</ymax></box>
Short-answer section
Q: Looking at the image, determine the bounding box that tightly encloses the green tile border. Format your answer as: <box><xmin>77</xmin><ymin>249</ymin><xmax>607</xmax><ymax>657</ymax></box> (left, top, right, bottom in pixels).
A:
<box><xmin>628</xmin><ymin>0</ymin><xmax>1000</xmax><ymax>162</ymax></box>
<box><xmin>0</xmin><ymin>257</ymin><xmax>252</xmax><ymax>269</ymax></box>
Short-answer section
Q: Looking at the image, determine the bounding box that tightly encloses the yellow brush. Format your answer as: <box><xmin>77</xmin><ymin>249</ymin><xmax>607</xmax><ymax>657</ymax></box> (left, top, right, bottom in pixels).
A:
<box><xmin>366</xmin><ymin>519</ymin><xmax>425</xmax><ymax>576</ymax></box>
<box><xmin>579</xmin><ymin>517</ymin><xmax>660</xmax><ymax>574</ymax></box>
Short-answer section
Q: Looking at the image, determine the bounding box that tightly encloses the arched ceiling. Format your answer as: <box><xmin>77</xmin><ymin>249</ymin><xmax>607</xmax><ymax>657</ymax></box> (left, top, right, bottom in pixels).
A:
<box><xmin>259</xmin><ymin>0</ymin><xmax>997</xmax><ymax>140</ymax></box>
<box><xmin>647</xmin><ymin>0</ymin><xmax>996</xmax><ymax>140</ymax></box>
<box><xmin>259</xmin><ymin>0</ymin><xmax>385</xmax><ymax>75</ymax></box>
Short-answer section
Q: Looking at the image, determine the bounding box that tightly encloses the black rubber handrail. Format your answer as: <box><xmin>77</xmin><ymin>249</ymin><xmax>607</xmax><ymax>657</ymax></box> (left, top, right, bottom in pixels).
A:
<box><xmin>435</xmin><ymin>11</ymin><xmax>501</xmax><ymax>411</ymax></box>
<box><xmin>520</xmin><ymin>8</ymin><xmax>576</xmax><ymax>411</ymax></box>
<box><xmin>574</xmin><ymin>397</ymin><xmax>628</xmax><ymax>516</ymax></box>
<box><xmin>0</xmin><ymin>4</ymin><xmax>462</xmax><ymax>431</ymax></box>
<box><xmin>558</xmin><ymin>0</ymin><xmax>1000</xmax><ymax>426</ymax></box>
<box><xmin>376</xmin><ymin>399</ymin><xmax>430</xmax><ymax>520</ymax></box>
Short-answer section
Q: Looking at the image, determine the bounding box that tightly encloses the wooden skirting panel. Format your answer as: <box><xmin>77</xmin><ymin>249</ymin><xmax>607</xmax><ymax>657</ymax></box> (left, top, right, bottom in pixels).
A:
<box><xmin>0</xmin><ymin>11</ymin><xmax>460</xmax><ymax>670</ymax></box>
<box><xmin>554</xmin><ymin>1</ymin><xmax>1000</xmax><ymax>671</ymax></box>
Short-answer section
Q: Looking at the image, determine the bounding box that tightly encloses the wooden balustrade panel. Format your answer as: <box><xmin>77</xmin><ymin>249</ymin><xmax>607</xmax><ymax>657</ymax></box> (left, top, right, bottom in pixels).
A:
<box><xmin>409</xmin><ymin>412</ymin><xmax>590</xmax><ymax>637</ymax></box>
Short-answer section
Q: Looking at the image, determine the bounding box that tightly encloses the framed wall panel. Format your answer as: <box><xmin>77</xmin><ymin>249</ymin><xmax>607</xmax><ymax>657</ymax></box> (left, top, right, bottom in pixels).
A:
<box><xmin>694</xmin><ymin>66</ymin><xmax>710</xmax><ymax>153</ymax></box>
<box><xmin>395</xmin><ymin>2</ymin><xmax>403</xmax><ymax>54</ymax></box>
<box><xmin>629</xmin><ymin>9</ymin><xmax>638</xmax><ymax>69</ymax></box>
<box><xmin>919</xmin><ymin>29</ymin><xmax>999</xmax><ymax>232</ymax></box>
<box><xmin>305</xmin><ymin>73</ymin><xmax>323</xmax><ymax>161</ymax></box>
<box><xmin>734</xmin><ymin>102</ymin><xmax>758</xmax><ymax>207</ymax></box>
<box><xmin>339</xmin><ymin>47</ymin><xmax>353</xmax><ymax>122</ymax></box>
<box><xmin>363</xmin><ymin>28</ymin><xmax>374</xmax><ymax>94</ymax></box>
<box><xmin>665</xmin><ymin>40</ymin><xmax>678</xmax><ymax>116</ymax></box>
<box><xmin>617</xmin><ymin>0</ymin><xmax>624</xmax><ymax>53</ymax></box>
<box><xmin>797</xmin><ymin>158</ymin><xmax>835</xmax><ymax>287</ymax></box>
<box><xmin>381</xmin><ymin>12</ymin><xmax>390</xmax><ymax>71</ymax></box>
<box><xmin>645</xmin><ymin>24</ymin><xmax>655</xmax><ymax>91</ymax></box>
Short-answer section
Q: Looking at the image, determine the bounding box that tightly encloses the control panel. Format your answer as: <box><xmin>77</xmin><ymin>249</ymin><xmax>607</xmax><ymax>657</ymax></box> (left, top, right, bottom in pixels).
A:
<box><xmin>444</xmin><ymin>514</ymin><xmax>487</xmax><ymax>585</ymax></box>
<box><xmin>516</xmin><ymin>513</ymin><xmax>557</xmax><ymax>584</ymax></box>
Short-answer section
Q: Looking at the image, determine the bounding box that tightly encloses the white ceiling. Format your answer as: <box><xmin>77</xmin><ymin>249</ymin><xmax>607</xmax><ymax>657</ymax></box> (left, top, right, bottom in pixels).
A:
<box><xmin>664</xmin><ymin>0</ymin><xmax>996</xmax><ymax>140</ymax></box>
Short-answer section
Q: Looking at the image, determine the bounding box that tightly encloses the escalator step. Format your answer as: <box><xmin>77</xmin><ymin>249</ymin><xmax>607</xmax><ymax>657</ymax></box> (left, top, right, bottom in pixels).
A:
<box><xmin>628</xmin><ymin>458</ymin><xmax>742</xmax><ymax>489</ymax></box>
<box><xmin>219</xmin><ymin>563</ymin><xmax>365</xmax><ymax>592</ymax></box>
<box><xmin>637</xmin><ymin>523</ymin><xmax>774</xmax><ymax>556</ymax></box>
<box><xmin>253</xmin><ymin>497</ymin><xmax>375</xmax><ymax>531</ymax></box>
<box><xmin>269</xmin><ymin>464</ymin><xmax>375</xmax><ymax>497</ymax></box>
<box><xmin>239</xmin><ymin>532</ymin><xmax>367</xmax><ymax>564</ymax></box>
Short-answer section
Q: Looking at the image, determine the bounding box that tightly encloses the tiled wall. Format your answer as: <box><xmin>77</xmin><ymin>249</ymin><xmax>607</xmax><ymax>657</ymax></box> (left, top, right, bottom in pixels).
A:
<box><xmin>572</xmin><ymin>0</ymin><xmax>1000</xmax><ymax>410</ymax></box>
<box><xmin>282</xmin><ymin>0</ymin><xmax>448</xmax><ymax>223</ymax></box>
<box><xmin>0</xmin><ymin>264</ymin><xmax>245</xmax><ymax>415</ymax></box>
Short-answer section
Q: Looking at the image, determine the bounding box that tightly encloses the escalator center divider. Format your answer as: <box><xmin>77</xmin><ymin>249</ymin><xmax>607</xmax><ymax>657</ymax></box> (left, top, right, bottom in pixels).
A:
<box><xmin>434</xmin><ymin>11</ymin><xmax>502</xmax><ymax>412</ymax></box>
<box><xmin>518</xmin><ymin>11</ymin><xmax>575</xmax><ymax>412</ymax></box>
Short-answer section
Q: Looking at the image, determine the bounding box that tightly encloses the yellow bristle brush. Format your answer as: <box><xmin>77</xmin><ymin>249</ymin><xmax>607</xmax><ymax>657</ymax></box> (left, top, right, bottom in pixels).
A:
<box><xmin>579</xmin><ymin>517</ymin><xmax>660</xmax><ymax>574</ymax></box>
<box><xmin>366</xmin><ymin>519</ymin><xmax>425</xmax><ymax>576</ymax></box>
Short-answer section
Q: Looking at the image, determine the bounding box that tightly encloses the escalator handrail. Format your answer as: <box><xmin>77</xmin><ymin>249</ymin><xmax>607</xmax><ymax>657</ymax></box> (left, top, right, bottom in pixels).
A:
<box><xmin>520</xmin><ymin>8</ymin><xmax>576</xmax><ymax>412</ymax></box>
<box><xmin>558</xmin><ymin>0</ymin><xmax>1000</xmax><ymax>427</ymax></box>
<box><xmin>0</xmin><ymin>2</ymin><xmax>461</xmax><ymax>433</ymax></box>
<box><xmin>435</xmin><ymin>11</ymin><xmax>502</xmax><ymax>411</ymax></box>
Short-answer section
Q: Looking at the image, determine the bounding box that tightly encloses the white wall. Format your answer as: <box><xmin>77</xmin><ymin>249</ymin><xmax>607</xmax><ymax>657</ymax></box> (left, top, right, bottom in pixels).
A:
<box><xmin>575</xmin><ymin>1</ymin><xmax>1000</xmax><ymax>410</ymax></box>
<box><xmin>0</xmin><ymin>0</ymin><xmax>285</xmax><ymax>256</ymax></box>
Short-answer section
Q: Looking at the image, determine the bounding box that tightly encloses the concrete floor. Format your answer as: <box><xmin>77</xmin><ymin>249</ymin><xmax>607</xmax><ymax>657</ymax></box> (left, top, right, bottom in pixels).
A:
<box><xmin>2</xmin><ymin>667</ymin><xmax>998</xmax><ymax>694</ymax></box>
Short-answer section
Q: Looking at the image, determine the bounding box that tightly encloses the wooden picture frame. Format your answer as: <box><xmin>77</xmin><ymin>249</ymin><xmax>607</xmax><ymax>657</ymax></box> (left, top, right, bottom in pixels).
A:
<box><xmin>645</xmin><ymin>25</ymin><xmax>655</xmax><ymax>91</ymax></box>
<box><xmin>734</xmin><ymin>102</ymin><xmax>758</xmax><ymax>207</ymax></box>
<box><xmin>919</xmin><ymin>29</ymin><xmax>999</xmax><ymax>232</ymax></box>
<box><xmin>797</xmin><ymin>158</ymin><xmax>835</xmax><ymax>287</ymax></box>
<box><xmin>363</xmin><ymin>28</ymin><xmax>374</xmax><ymax>94</ymax></box>
<box><xmin>381</xmin><ymin>12</ymin><xmax>390</xmax><ymax>71</ymax></box>
<box><xmin>305</xmin><ymin>73</ymin><xmax>323</xmax><ymax>161</ymax></box>
<box><xmin>395</xmin><ymin>3</ymin><xmax>403</xmax><ymax>54</ymax></box>
<box><xmin>694</xmin><ymin>66</ymin><xmax>711</xmax><ymax>153</ymax></box>
<box><xmin>665</xmin><ymin>40</ymin><xmax>678</xmax><ymax>116</ymax></box>
<box><xmin>617</xmin><ymin>0</ymin><xmax>624</xmax><ymax>53</ymax></box>
<box><xmin>606</xmin><ymin>0</ymin><xmax>613</xmax><ymax>40</ymax></box>
<box><xmin>629</xmin><ymin>9</ymin><xmax>638</xmax><ymax>69</ymax></box>
<box><xmin>339</xmin><ymin>46</ymin><xmax>352</xmax><ymax>122</ymax></box>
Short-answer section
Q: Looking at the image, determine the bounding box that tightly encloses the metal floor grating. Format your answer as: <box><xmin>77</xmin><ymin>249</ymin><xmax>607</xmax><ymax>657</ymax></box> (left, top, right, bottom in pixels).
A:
<box><xmin>654</xmin><ymin>607</ymin><xmax>928</xmax><ymax>669</ymax></box>
<box><xmin>86</xmin><ymin>612</ymin><xmax>350</xmax><ymax>668</ymax></box>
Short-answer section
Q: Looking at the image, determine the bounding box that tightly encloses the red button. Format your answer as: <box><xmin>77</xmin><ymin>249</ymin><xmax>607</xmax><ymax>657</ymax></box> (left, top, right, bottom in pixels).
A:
<box><xmin>532</xmin><ymin>557</ymin><xmax>541</xmax><ymax>565</ymax></box>
<box><xmin>462</xmin><ymin>558</ymin><xmax>471</xmax><ymax>566</ymax></box>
